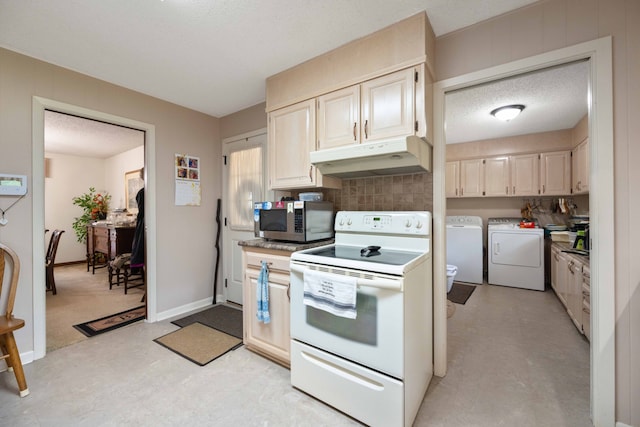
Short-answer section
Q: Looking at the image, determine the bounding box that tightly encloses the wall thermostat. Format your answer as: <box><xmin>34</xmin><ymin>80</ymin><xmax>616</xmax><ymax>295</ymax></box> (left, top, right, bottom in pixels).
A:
<box><xmin>0</xmin><ymin>174</ymin><xmax>28</xmax><ymax>196</ymax></box>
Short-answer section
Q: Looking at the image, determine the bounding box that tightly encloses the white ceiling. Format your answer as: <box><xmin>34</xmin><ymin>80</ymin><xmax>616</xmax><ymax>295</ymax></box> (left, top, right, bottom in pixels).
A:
<box><xmin>446</xmin><ymin>60</ymin><xmax>589</xmax><ymax>144</ymax></box>
<box><xmin>4</xmin><ymin>0</ymin><xmax>587</xmax><ymax>156</ymax></box>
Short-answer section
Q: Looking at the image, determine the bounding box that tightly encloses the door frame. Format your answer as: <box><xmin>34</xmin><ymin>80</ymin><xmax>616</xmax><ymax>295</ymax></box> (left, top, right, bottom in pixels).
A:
<box><xmin>433</xmin><ymin>37</ymin><xmax>614</xmax><ymax>426</ymax></box>
<box><xmin>32</xmin><ymin>97</ymin><xmax>158</xmax><ymax>359</ymax></box>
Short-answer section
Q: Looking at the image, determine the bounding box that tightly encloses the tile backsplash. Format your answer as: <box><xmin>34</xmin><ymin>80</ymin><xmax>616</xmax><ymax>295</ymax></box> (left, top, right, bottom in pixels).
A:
<box><xmin>294</xmin><ymin>172</ymin><xmax>433</xmax><ymax>212</ymax></box>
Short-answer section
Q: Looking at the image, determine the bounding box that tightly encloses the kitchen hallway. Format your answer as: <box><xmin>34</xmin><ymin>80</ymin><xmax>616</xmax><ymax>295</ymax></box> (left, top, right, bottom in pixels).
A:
<box><xmin>1</xmin><ymin>282</ymin><xmax>591</xmax><ymax>426</ymax></box>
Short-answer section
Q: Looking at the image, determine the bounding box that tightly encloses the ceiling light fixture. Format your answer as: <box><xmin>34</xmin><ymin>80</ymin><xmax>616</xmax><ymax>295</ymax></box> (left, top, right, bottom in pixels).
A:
<box><xmin>490</xmin><ymin>104</ymin><xmax>525</xmax><ymax>121</ymax></box>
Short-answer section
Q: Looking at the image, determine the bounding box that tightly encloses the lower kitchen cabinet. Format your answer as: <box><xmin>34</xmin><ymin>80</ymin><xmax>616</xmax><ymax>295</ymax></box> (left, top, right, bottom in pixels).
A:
<box><xmin>242</xmin><ymin>247</ymin><xmax>291</xmax><ymax>367</ymax></box>
<box><xmin>550</xmin><ymin>243</ymin><xmax>589</xmax><ymax>337</ymax></box>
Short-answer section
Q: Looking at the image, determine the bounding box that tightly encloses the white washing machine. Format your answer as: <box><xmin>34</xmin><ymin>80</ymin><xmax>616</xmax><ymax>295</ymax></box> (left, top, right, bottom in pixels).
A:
<box><xmin>446</xmin><ymin>216</ymin><xmax>483</xmax><ymax>284</ymax></box>
<box><xmin>487</xmin><ymin>218</ymin><xmax>544</xmax><ymax>291</ymax></box>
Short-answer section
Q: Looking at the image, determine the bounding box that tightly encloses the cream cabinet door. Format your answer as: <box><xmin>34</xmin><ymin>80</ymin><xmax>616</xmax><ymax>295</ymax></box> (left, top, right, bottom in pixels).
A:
<box><xmin>317</xmin><ymin>85</ymin><xmax>360</xmax><ymax>149</ymax></box>
<box><xmin>567</xmin><ymin>258</ymin><xmax>584</xmax><ymax>332</ymax></box>
<box><xmin>510</xmin><ymin>154</ymin><xmax>539</xmax><ymax>196</ymax></box>
<box><xmin>540</xmin><ymin>151</ymin><xmax>571</xmax><ymax>195</ymax></box>
<box><xmin>243</xmin><ymin>248</ymin><xmax>291</xmax><ymax>366</ymax></box>
<box><xmin>361</xmin><ymin>68</ymin><xmax>415</xmax><ymax>142</ymax></box>
<box><xmin>268</xmin><ymin>99</ymin><xmax>316</xmax><ymax>189</ymax></box>
<box><xmin>460</xmin><ymin>159</ymin><xmax>484</xmax><ymax>197</ymax></box>
<box><xmin>445</xmin><ymin>161</ymin><xmax>460</xmax><ymax>198</ymax></box>
<box><xmin>572</xmin><ymin>139</ymin><xmax>589</xmax><ymax>194</ymax></box>
<box><xmin>485</xmin><ymin>157</ymin><xmax>510</xmax><ymax>197</ymax></box>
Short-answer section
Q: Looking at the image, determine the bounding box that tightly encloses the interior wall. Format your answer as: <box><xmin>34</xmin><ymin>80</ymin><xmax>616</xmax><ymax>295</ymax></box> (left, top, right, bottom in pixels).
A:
<box><xmin>219</xmin><ymin>102</ymin><xmax>267</xmax><ymax>140</ymax></box>
<box><xmin>43</xmin><ymin>145</ymin><xmax>145</xmax><ymax>264</ymax></box>
<box><xmin>43</xmin><ymin>153</ymin><xmax>106</xmax><ymax>263</ymax></box>
<box><xmin>435</xmin><ymin>0</ymin><xmax>640</xmax><ymax>424</ymax></box>
<box><xmin>0</xmin><ymin>47</ymin><xmax>220</xmax><ymax>356</ymax></box>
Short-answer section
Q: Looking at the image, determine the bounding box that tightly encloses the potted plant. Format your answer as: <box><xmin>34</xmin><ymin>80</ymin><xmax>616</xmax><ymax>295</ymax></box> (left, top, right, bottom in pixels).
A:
<box><xmin>72</xmin><ymin>187</ymin><xmax>111</xmax><ymax>243</ymax></box>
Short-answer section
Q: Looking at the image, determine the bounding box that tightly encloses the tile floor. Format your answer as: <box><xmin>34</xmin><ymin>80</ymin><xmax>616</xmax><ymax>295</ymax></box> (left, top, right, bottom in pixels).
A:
<box><xmin>1</xmin><ymin>282</ymin><xmax>592</xmax><ymax>426</ymax></box>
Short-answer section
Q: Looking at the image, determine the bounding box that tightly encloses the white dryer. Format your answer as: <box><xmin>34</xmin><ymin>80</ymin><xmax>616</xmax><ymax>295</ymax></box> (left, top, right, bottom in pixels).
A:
<box><xmin>487</xmin><ymin>218</ymin><xmax>544</xmax><ymax>291</ymax></box>
<box><xmin>446</xmin><ymin>216</ymin><xmax>483</xmax><ymax>284</ymax></box>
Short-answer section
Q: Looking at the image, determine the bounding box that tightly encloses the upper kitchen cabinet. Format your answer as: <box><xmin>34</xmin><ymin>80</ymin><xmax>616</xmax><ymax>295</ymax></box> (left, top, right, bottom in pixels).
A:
<box><xmin>459</xmin><ymin>159</ymin><xmax>484</xmax><ymax>197</ymax></box>
<box><xmin>268</xmin><ymin>100</ymin><xmax>340</xmax><ymax>190</ymax></box>
<box><xmin>572</xmin><ymin>138</ymin><xmax>589</xmax><ymax>194</ymax></box>
<box><xmin>360</xmin><ymin>68</ymin><xmax>416</xmax><ymax>142</ymax></box>
<box><xmin>485</xmin><ymin>156</ymin><xmax>511</xmax><ymax>197</ymax></box>
<box><xmin>445</xmin><ymin>161</ymin><xmax>460</xmax><ymax>197</ymax></box>
<box><xmin>318</xmin><ymin>68</ymin><xmax>418</xmax><ymax>150</ymax></box>
<box><xmin>541</xmin><ymin>150</ymin><xmax>572</xmax><ymax>195</ymax></box>
<box><xmin>510</xmin><ymin>153</ymin><xmax>539</xmax><ymax>196</ymax></box>
<box><xmin>317</xmin><ymin>85</ymin><xmax>361</xmax><ymax>149</ymax></box>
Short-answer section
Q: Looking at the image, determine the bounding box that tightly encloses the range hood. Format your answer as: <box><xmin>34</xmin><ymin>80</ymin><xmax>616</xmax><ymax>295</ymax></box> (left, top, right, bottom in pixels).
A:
<box><xmin>310</xmin><ymin>135</ymin><xmax>432</xmax><ymax>179</ymax></box>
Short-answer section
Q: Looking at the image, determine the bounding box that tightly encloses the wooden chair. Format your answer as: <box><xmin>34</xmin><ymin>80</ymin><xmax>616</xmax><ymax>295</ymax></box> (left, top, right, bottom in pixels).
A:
<box><xmin>45</xmin><ymin>229</ymin><xmax>64</xmax><ymax>295</ymax></box>
<box><xmin>0</xmin><ymin>242</ymin><xmax>29</xmax><ymax>397</ymax></box>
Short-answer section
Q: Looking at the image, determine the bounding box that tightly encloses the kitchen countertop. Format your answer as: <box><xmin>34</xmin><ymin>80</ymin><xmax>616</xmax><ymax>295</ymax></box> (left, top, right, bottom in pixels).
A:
<box><xmin>552</xmin><ymin>241</ymin><xmax>590</xmax><ymax>260</ymax></box>
<box><xmin>239</xmin><ymin>238</ymin><xmax>334</xmax><ymax>253</ymax></box>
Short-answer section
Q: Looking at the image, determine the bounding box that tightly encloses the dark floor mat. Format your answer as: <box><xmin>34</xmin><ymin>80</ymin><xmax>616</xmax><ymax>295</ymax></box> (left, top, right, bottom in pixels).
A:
<box><xmin>171</xmin><ymin>304</ymin><xmax>242</xmax><ymax>339</ymax></box>
<box><xmin>447</xmin><ymin>282</ymin><xmax>476</xmax><ymax>305</ymax></box>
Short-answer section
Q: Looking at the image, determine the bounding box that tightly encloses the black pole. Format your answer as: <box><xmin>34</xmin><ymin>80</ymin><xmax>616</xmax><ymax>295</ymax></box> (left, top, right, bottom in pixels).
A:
<box><xmin>213</xmin><ymin>198</ymin><xmax>221</xmax><ymax>304</ymax></box>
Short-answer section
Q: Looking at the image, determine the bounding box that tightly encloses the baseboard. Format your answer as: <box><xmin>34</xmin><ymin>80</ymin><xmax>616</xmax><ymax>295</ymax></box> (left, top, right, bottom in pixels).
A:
<box><xmin>616</xmin><ymin>422</ymin><xmax>632</xmax><ymax>427</ymax></box>
<box><xmin>155</xmin><ymin>296</ymin><xmax>214</xmax><ymax>322</ymax></box>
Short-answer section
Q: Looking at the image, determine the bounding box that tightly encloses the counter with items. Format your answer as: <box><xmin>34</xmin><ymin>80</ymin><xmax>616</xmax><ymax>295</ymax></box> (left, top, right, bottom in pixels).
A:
<box><xmin>238</xmin><ymin>238</ymin><xmax>333</xmax><ymax>367</ymax></box>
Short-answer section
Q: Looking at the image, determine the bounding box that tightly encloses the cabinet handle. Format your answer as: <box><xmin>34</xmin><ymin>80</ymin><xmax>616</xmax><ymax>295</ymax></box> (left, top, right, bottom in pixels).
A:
<box><xmin>287</xmin><ymin>284</ymin><xmax>290</xmax><ymax>301</ymax></box>
<box><xmin>576</xmin><ymin>181</ymin><xmax>582</xmax><ymax>191</ymax></box>
<box><xmin>364</xmin><ymin>120</ymin><xmax>368</xmax><ymax>139</ymax></box>
<box><xmin>506</xmin><ymin>186</ymin><xmax>509</xmax><ymax>195</ymax></box>
<box><xmin>542</xmin><ymin>184</ymin><xmax>546</xmax><ymax>194</ymax></box>
<box><xmin>309</xmin><ymin>166</ymin><xmax>313</xmax><ymax>180</ymax></box>
<box><xmin>353</xmin><ymin>122</ymin><xmax>357</xmax><ymax>141</ymax></box>
<box><xmin>455</xmin><ymin>188</ymin><xmax>458</xmax><ymax>196</ymax></box>
<box><xmin>460</xmin><ymin>188</ymin><xmax>464</xmax><ymax>196</ymax></box>
<box><xmin>512</xmin><ymin>186</ymin><xmax>515</xmax><ymax>194</ymax></box>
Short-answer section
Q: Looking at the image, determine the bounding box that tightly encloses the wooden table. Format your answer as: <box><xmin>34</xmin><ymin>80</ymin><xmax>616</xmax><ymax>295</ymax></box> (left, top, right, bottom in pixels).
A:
<box><xmin>87</xmin><ymin>223</ymin><xmax>135</xmax><ymax>274</ymax></box>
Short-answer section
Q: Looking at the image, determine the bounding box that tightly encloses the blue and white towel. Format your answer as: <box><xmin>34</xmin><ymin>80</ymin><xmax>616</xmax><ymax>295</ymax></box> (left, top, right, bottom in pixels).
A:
<box><xmin>303</xmin><ymin>269</ymin><xmax>357</xmax><ymax>319</ymax></box>
<box><xmin>256</xmin><ymin>260</ymin><xmax>271</xmax><ymax>324</ymax></box>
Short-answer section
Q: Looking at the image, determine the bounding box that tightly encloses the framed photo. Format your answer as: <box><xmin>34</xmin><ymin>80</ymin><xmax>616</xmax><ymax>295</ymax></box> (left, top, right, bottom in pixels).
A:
<box><xmin>125</xmin><ymin>169</ymin><xmax>144</xmax><ymax>214</ymax></box>
<box><xmin>175</xmin><ymin>153</ymin><xmax>200</xmax><ymax>181</ymax></box>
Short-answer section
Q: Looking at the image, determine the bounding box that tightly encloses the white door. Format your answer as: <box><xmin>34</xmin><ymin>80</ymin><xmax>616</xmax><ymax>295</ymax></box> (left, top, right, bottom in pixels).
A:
<box><xmin>222</xmin><ymin>130</ymin><xmax>268</xmax><ymax>305</ymax></box>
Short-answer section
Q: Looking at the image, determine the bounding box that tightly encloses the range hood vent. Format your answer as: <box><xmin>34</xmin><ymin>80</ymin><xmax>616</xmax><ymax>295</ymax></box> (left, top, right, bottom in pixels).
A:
<box><xmin>310</xmin><ymin>135</ymin><xmax>432</xmax><ymax>179</ymax></box>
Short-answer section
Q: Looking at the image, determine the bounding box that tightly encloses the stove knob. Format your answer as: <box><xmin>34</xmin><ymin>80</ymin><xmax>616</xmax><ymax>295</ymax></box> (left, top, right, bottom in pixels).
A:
<box><xmin>416</xmin><ymin>221</ymin><xmax>423</xmax><ymax>229</ymax></box>
<box><xmin>405</xmin><ymin>220</ymin><xmax>412</xmax><ymax>228</ymax></box>
<box><xmin>347</xmin><ymin>219</ymin><xmax>352</xmax><ymax>226</ymax></box>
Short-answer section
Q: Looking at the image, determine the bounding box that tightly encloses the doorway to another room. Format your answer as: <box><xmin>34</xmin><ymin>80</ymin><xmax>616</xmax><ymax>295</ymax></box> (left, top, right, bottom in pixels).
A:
<box><xmin>33</xmin><ymin>97</ymin><xmax>158</xmax><ymax>359</ymax></box>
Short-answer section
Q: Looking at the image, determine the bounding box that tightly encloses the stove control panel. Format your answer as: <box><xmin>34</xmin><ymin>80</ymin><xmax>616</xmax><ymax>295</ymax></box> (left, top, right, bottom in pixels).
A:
<box><xmin>335</xmin><ymin>211</ymin><xmax>430</xmax><ymax>235</ymax></box>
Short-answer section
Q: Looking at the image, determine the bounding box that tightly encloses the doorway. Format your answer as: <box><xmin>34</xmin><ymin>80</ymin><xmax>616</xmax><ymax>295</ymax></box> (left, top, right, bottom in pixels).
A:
<box><xmin>32</xmin><ymin>97</ymin><xmax>158</xmax><ymax>359</ymax></box>
<box><xmin>221</xmin><ymin>129</ymin><xmax>268</xmax><ymax>305</ymax></box>
<box><xmin>43</xmin><ymin>110</ymin><xmax>145</xmax><ymax>351</ymax></box>
<box><xmin>433</xmin><ymin>37</ymin><xmax>615</xmax><ymax>425</ymax></box>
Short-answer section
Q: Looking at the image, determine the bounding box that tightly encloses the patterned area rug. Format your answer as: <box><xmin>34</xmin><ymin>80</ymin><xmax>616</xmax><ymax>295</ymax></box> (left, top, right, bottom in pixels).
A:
<box><xmin>73</xmin><ymin>305</ymin><xmax>145</xmax><ymax>337</ymax></box>
<box><xmin>154</xmin><ymin>322</ymin><xmax>242</xmax><ymax>366</ymax></box>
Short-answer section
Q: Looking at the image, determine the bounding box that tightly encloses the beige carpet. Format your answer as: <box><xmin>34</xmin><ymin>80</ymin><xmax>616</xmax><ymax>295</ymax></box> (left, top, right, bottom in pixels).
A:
<box><xmin>154</xmin><ymin>322</ymin><xmax>242</xmax><ymax>366</ymax></box>
<box><xmin>46</xmin><ymin>263</ymin><xmax>146</xmax><ymax>351</ymax></box>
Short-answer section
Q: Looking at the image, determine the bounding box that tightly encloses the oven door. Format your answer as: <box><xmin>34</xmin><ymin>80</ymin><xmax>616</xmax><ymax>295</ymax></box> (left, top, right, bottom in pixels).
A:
<box><xmin>290</xmin><ymin>261</ymin><xmax>404</xmax><ymax>379</ymax></box>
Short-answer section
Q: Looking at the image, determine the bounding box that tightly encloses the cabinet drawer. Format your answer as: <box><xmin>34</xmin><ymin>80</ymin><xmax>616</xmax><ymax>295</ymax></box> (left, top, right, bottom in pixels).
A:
<box><xmin>245</xmin><ymin>250</ymin><xmax>290</xmax><ymax>272</ymax></box>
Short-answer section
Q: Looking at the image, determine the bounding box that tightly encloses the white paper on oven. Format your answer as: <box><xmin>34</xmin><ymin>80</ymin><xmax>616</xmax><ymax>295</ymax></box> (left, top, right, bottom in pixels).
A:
<box><xmin>303</xmin><ymin>269</ymin><xmax>357</xmax><ymax>319</ymax></box>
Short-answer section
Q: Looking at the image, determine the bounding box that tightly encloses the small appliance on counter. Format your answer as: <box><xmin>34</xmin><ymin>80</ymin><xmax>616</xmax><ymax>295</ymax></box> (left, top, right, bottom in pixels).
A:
<box><xmin>254</xmin><ymin>200</ymin><xmax>334</xmax><ymax>243</ymax></box>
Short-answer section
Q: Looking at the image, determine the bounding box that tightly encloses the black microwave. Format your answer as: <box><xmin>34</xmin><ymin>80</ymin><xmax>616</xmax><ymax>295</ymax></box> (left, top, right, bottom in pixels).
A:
<box><xmin>254</xmin><ymin>200</ymin><xmax>334</xmax><ymax>242</ymax></box>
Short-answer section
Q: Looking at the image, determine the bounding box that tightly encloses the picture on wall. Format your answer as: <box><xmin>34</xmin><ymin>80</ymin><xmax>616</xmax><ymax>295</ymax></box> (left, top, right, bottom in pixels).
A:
<box><xmin>125</xmin><ymin>168</ymin><xmax>144</xmax><ymax>214</ymax></box>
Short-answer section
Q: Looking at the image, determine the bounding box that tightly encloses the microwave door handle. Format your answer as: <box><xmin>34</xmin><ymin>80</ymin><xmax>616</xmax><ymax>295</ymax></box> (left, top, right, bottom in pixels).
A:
<box><xmin>290</xmin><ymin>264</ymin><xmax>403</xmax><ymax>291</ymax></box>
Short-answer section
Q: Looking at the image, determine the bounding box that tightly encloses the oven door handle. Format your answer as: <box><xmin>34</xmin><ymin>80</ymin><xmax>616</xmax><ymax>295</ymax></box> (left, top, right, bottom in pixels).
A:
<box><xmin>290</xmin><ymin>263</ymin><xmax>403</xmax><ymax>291</ymax></box>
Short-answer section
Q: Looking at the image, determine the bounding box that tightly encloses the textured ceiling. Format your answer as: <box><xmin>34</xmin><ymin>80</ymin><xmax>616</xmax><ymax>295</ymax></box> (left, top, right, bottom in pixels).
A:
<box><xmin>446</xmin><ymin>60</ymin><xmax>590</xmax><ymax>144</ymax></box>
<box><xmin>2</xmin><ymin>0</ymin><xmax>566</xmax><ymax>156</ymax></box>
<box><xmin>0</xmin><ymin>0</ymin><xmax>537</xmax><ymax>118</ymax></box>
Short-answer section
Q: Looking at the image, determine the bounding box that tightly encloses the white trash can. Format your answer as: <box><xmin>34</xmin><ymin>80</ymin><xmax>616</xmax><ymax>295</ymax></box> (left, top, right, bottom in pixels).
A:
<box><xmin>446</xmin><ymin>265</ymin><xmax>458</xmax><ymax>293</ymax></box>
